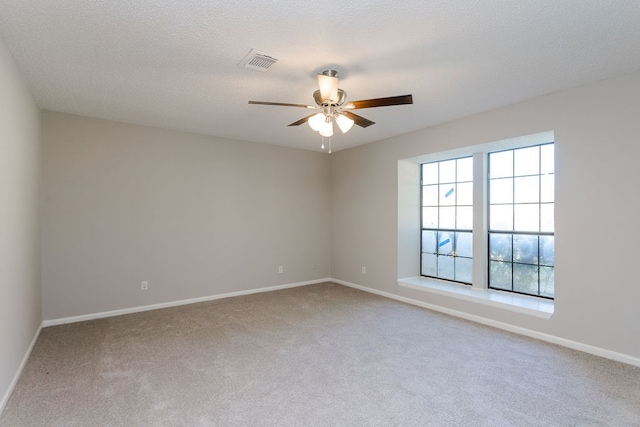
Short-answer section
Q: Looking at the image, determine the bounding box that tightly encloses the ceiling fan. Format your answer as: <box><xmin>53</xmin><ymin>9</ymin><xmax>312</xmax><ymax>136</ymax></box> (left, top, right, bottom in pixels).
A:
<box><xmin>248</xmin><ymin>70</ymin><xmax>413</xmax><ymax>148</ymax></box>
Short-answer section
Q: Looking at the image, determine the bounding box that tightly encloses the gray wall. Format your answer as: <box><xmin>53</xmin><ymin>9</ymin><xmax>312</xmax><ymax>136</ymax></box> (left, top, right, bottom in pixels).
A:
<box><xmin>332</xmin><ymin>70</ymin><xmax>640</xmax><ymax>359</ymax></box>
<box><xmin>42</xmin><ymin>112</ymin><xmax>331</xmax><ymax>320</ymax></box>
<box><xmin>0</xmin><ymin>36</ymin><xmax>41</xmax><ymax>408</ymax></box>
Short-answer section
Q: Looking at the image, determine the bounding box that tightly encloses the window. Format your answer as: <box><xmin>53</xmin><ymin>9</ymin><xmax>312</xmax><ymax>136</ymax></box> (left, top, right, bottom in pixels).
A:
<box><xmin>420</xmin><ymin>157</ymin><xmax>473</xmax><ymax>284</ymax></box>
<box><xmin>418</xmin><ymin>140</ymin><xmax>555</xmax><ymax>300</ymax></box>
<box><xmin>488</xmin><ymin>144</ymin><xmax>554</xmax><ymax>298</ymax></box>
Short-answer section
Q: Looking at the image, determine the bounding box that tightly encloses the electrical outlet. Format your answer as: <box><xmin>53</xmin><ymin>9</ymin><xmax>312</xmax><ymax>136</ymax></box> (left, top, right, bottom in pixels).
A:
<box><xmin>141</xmin><ymin>281</ymin><xmax>148</xmax><ymax>290</ymax></box>
<box><xmin>362</xmin><ymin>267</ymin><xmax>366</xmax><ymax>274</ymax></box>
<box><xmin>278</xmin><ymin>266</ymin><xmax>283</xmax><ymax>274</ymax></box>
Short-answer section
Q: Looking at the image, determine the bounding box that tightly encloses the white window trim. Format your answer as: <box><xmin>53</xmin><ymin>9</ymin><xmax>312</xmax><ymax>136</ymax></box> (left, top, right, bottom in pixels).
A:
<box><xmin>398</xmin><ymin>276</ymin><xmax>553</xmax><ymax>318</ymax></box>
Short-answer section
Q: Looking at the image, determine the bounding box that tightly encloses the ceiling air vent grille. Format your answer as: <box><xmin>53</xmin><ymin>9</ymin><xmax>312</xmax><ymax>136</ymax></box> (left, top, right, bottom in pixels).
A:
<box><xmin>240</xmin><ymin>49</ymin><xmax>278</xmax><ymax>72</ymax></box>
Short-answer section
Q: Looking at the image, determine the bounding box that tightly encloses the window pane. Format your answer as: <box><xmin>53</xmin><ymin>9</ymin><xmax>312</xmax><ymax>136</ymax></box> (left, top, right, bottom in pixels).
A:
<box><xmin>490</xmin><ymin>178</ymin><xmax>513</xmax><ymax>204</ymax></box>
<box><xmin>539</xmin><ymin>235</ymin><xmax>554</xmax><ymax>266</ymax></box>
<box><xmin>486</xmin><ymin>143</ymin><xmax>554</xmax><ymax>299</ymax></box>
<box><xmin>455</xmin><ymin>257</ymin><xmax>473</xmax><ymax>283</ymax></box>
<box><xmin>456</xmin><ymin>232</ymin><xmax>473</xmax><ymax>258</ymax></box>
<box><xmin>422</xmin><ymin>253</ymin><xmax>437</xmax><ymax>276</ymax></box>
<box><xmin>490</xmin><ymin>151</ymin><xmax>513</xmax><ymax>178</ymax></box>
<box><xmin>513</xmin><ymin>264</ymin><xmax>539</xmax><ymax>295</ymax></box>
<box><xmin>437</xmin><ymin>232</ymin><xmax>454</xmax><ymax>255</ymax></box>
<box><xmin>422</xmin><ymin>185</ymin><xmax>438</xmax><ymax>206</ymax></box>
<box><xmin>490</xmin><ymin>261</ymin><xmax>512</xmax><ymax>290</ymax></box>
<box><xmin>490</xmin><ymin>205</ymin><xmax>513</xmax><ymax>231</ymax></box>
<box><xmin>514</xmin><ymin>176</ymin><xmax>540</xmax><ymax>203</ymax></box>
<box><xmin>514</xmin><ymin>146</ymin><xmax>539</xmax><ymax>176</ymax></box>
<box><xmin>422</xmin><ymin>230</ymin><xmax>437</xmax><ymax>254</ymax></box>
<box><xmin>540</xmin><ymin>266</ymin><xmax>555</xmax><ymax>298</ymax></box>
<box><xmin>540</xmin><ymin>144</ymin><xmax>554</xmax><ymax>175</ymax></box>
<box><xmin>439</xmin><ymin>207</ymin><xmax>455</xmax><ymax>229</ymax></box>
<box><xmin>490</xmin><ymin>233</ymin><xmax>512</xmax><ymax>262</ymax></box>
<box><xmin>541</xmin><ymin>203</ymin><xmax>554</xmax><ymax>232</ymax></box>
<box><xmin>422</xmin><ymin>207</ymin><xmax>438</xmax><ymax>228</ymax></box>
<box><xmin>457</xmin><ymin>157</ymin><xmax>473</xmax><ymax>182</ymax></box>
<box><xmin>541</xmin><ymin>174</ymin><xmax>554</xmax><ymax>203</ymax></box>
<box><xmin>513</xmin><ymin>234</ymin><xmax>538</xmax><ymax>265</ymax></box>
<box><xmin>439</xmin><ymin>160</ymin><xmax>456</xmax><ymax>183</ymax></box>
<box><xmin>438</xmin><ymin>255</ymin><xmax>455</xmax><ymax>280</ymax></box>
<box><xmin>423</xmin><ymin>163</ymin><xmax>438</xmax><ymax>185</ymax></box>
<box><xmin>456</xmin><ymin>206</ymin><xmax>473</xmax><ymax>230</ymax></box>
<box><xmin>439</xmin><ymin>184</ymin><xmax>456</xmax><ymax>206</ymax></box>
<box><xmin>457</xmin><ymin>182</ymin><xmax>473</xmax><ymax>205</ymax></box>
<box><xmin>514</xmin><ymin>204</ymin><xmax>539</xmax><ymax>232</ymax></box>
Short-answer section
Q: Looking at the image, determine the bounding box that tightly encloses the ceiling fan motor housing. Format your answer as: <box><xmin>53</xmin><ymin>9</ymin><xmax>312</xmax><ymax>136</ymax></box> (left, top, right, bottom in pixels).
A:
<box><xmin>313</xmin><ymin>89</ymin><xmax>346</xmax><ymax>107</ymax></box>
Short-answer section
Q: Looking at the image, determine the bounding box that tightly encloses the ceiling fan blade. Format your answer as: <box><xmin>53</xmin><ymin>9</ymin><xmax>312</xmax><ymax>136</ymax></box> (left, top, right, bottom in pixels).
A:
<box><xmin>317</xmin><ymin>73</ymin><xmax>339</xmax><ymax>103</ymax></box>
<box><xmin>343</xmin><ymin>111</ymin><xmax>375</xmax><ymax>128</ymax></box>
<box><xmin>287</xmin><ymin>114</ymin><xmax>317</xmax><ymax>127</ymax></box>
<box><xmin>345</xmin><ymin>94</ymin><xmax>413</xmax><ymax>109</ymax></box>
<box><xmin>249</xmin><ymin>101</ymin><xmax>314</xmax><ymax>108</ymax></box>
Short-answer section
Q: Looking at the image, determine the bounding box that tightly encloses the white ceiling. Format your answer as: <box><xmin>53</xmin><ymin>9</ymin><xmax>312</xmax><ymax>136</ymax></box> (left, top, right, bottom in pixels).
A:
<box><xmin>1</xmin><ymin>1</ymin><xmax>639</xmax><ymax>152</ymax></box>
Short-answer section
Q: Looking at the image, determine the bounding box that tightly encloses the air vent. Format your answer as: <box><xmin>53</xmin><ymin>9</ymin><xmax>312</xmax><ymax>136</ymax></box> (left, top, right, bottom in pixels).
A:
<box><xmin>240</xmin><ymin>49</ymin><xmax>278</xmax><ymax>72</ymax></box>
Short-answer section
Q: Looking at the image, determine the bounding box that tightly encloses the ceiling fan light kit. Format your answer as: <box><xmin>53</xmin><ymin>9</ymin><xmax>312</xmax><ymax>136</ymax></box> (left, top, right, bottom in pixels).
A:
<box><xmin>308</xmin><ymin>113</ymin><xmax>325</xmax><ymax>131</ymax></box>
<box><xmin>319</xmin><ymin>119</ymin><xmax>333</xmax><ymax>137</ymax></box>
<box><xmin>249</xmin><ymin>69</ymin><xmax>413</xmax><ymax>152</ymax></box>
<box><xmin>336</xmin><ymin>114</ymin><xmax>354</xmax><ymax>133</ymax></box>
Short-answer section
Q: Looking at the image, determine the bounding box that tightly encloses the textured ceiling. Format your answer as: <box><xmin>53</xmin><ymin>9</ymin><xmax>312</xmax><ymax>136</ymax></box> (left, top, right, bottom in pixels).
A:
<box><xmin>1</xmin><ymin>1</ymin><xmax>639</xmax><ymax>152</ymax></box>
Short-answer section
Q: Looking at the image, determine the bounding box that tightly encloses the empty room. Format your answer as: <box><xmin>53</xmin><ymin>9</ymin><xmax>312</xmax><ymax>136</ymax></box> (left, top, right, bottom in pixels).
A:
<box><xmin>1</xmin><ymin>1</ymin><xmax>640</xmax><ymax>425</ymax></box>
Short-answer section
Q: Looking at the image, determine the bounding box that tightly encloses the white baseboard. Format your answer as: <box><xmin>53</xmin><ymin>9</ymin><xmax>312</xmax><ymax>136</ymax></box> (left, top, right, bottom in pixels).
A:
<box><xmin>43</xmin><ymin>278</ymin><xmax>331</xmax><ymax>327</ymax></box>
<box><xmin>36</xmin><ymin>277</ymin><xmax>640</xmax><ymax>368</ymax></box>
<box><xmin>1</xmin><ymin>323</ymin><xmax>42</xmax><ymax>414</ymax></box>
<box><xmin>333</xmin><ymin>279</ymin><xmax>640</xmax><ymax>368</ymax></box>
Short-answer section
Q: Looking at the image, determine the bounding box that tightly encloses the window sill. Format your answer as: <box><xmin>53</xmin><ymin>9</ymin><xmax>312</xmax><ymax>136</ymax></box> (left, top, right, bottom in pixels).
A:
<box><xmin>398</xmin><ymin>277</ymin><xmax>553</xmax><ymax>319</ymax></box>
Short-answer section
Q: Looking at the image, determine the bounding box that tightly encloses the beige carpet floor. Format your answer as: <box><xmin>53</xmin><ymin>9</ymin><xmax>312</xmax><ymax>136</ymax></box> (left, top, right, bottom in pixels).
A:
<box><xmin>1</xmin><ymin>282</ymin><xmax>639</xmax><ymax>426</ymax></box>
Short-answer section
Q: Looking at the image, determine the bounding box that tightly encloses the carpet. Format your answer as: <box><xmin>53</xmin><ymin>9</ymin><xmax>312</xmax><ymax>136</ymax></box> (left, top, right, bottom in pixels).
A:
<box><xmin>1</xmin><ymin>282</ymin><xmax>639</xmax><ymax>426</ymax></box>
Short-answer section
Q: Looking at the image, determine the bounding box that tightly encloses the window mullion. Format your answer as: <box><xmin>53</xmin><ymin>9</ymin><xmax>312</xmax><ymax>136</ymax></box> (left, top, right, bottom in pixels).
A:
<box><xmin>472</xmin><ymin>152</ymin><xmax>487</xmax><ymax>290</ymax></box>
